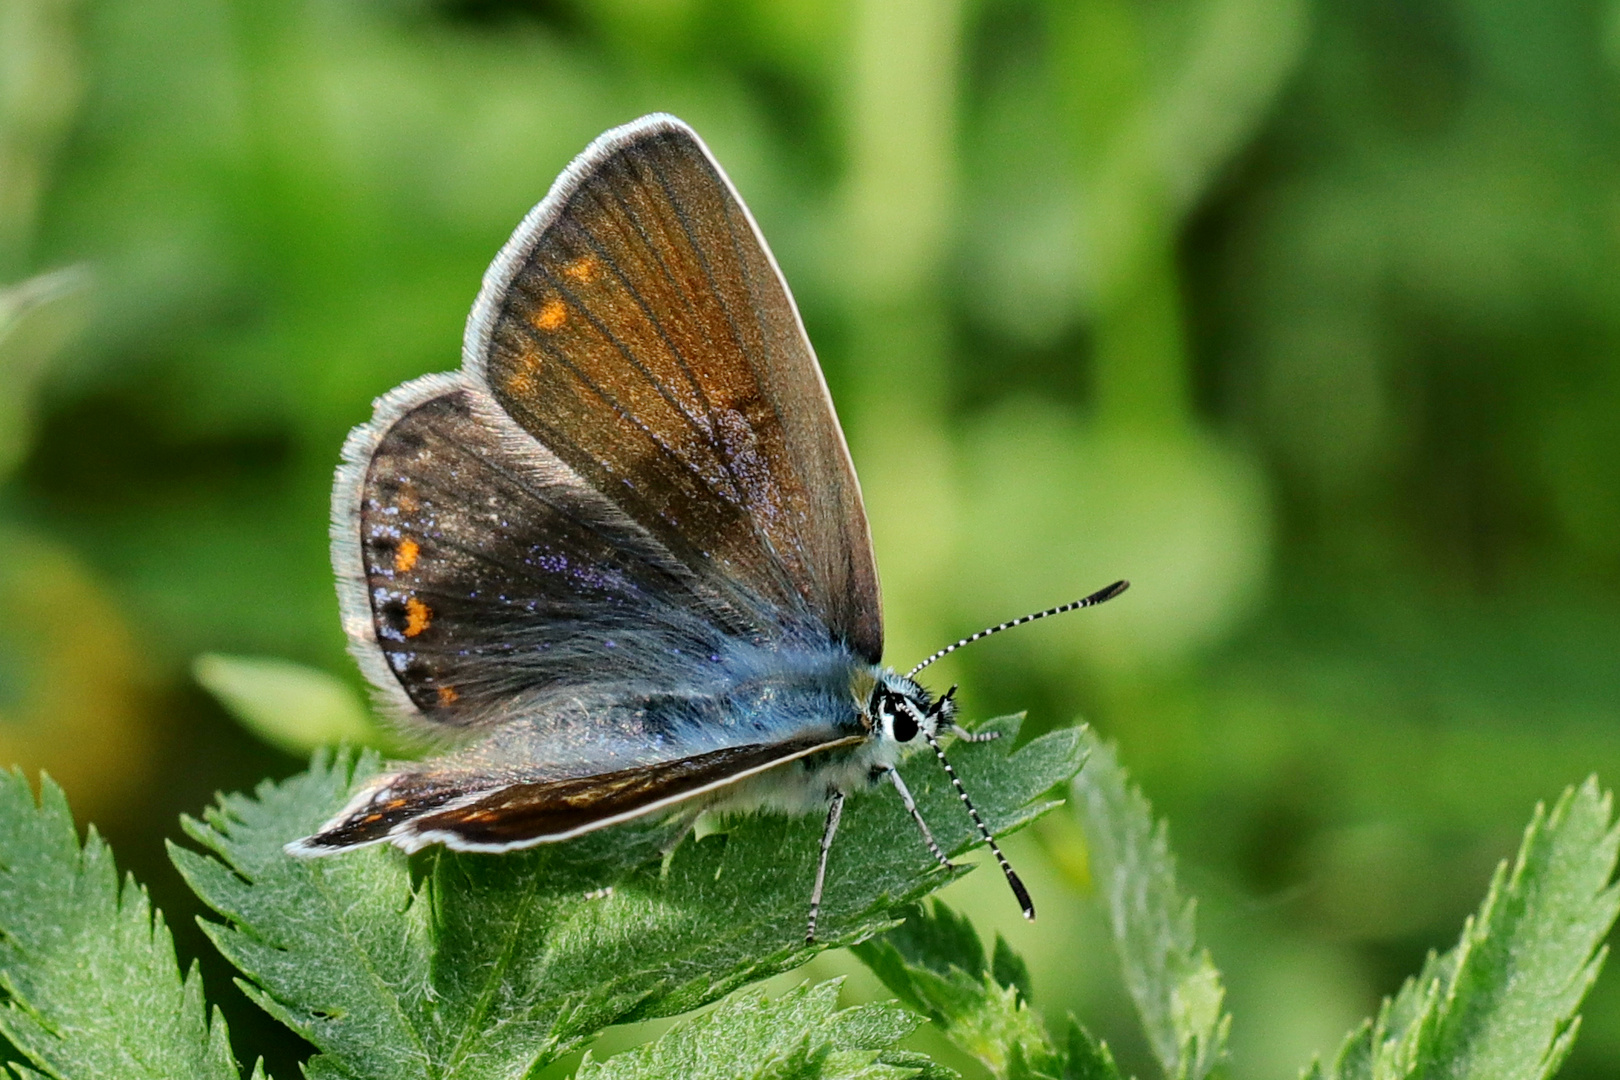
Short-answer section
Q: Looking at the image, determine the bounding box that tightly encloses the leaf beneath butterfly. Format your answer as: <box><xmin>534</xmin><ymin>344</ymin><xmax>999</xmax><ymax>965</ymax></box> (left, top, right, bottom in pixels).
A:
<box><xmin>573</xmin><ymin>977</ymin><xmax>953</xmax><ymax>1080</ymax></box>
<box><xmin>171</xmin><ymin>714</ymin><xmax>1084</xmax><ymax>1080</ymax></box>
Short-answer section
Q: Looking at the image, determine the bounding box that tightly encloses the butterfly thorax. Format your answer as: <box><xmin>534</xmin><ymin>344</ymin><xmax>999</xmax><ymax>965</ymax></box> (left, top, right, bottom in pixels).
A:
<box><xmin>692</xmin><ymin>663</ymin><xmax>950</xmax><ymax>818</ymax></box>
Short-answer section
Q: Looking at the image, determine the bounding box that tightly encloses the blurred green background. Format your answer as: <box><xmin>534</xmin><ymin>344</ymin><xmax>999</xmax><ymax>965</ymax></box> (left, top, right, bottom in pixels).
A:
<box><xmin>2</xmin><ymin>0</ymin><xmax>1619</xmax><ymax>1076</ymax></box>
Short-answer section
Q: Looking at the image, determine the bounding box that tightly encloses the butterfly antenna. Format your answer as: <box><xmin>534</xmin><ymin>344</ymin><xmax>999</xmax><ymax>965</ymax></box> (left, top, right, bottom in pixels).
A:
<box><xmin>906</xmin><ymin>579</ymin><xmax>1130</xmax><ymax>680</ymax></box>
<box><xmin>921</xmin><ymin>726</ymin><xmax>1034</xmax><ymax>919</ymax></box>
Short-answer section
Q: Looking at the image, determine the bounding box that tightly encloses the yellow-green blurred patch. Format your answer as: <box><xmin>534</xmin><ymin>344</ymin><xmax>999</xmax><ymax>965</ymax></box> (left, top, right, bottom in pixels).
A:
<box><xmin>194</xmin><ymin>653</ymin><xmax>389</xmax><ymax>757</ymax></box>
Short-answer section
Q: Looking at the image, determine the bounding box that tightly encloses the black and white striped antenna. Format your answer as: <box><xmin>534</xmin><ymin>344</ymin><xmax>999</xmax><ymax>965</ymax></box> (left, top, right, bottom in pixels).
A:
<box><xmin>906</xmin><ymin>580</ymin><xmax>1129</xmax><ymax>680</ymax></box>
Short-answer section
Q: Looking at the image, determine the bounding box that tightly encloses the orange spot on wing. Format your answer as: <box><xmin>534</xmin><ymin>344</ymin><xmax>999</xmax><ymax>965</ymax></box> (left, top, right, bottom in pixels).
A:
<box><xmin>436</xmin><ymin>685</ymin><xmax>459</xmax><ymax>706</ymax></box>
<box><xmin>504</xmin><ymin>348</ymin><xmax>542</xmax><ymax>397</ymax></box>
<box><xmin>404</xmin><ymin>597</ymin><xmax>432</xmax><ymax>637</ymax></box>
<box><xmin>394</xmin><ymin>537</ymin><xmax>419</xmax><ymax>573</ymax></box>
<box><xmin>533</xmin><ymin>298</ymin><xmax>567</xmax><ymax>331</ymax></box>
<box><xmin>361</xmin><ymin>813</ymin><xmax>383</xmax><ymax>824</ymax></box>
<box><xmin>563</xmin><ymin>255</ymin><xmax>599</xmax><ymax>283</ymax></box>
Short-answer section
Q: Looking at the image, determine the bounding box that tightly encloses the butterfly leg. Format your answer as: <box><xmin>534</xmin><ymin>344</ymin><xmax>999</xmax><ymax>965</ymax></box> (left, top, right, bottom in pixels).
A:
<box><xmin>885</xmin><ymin>767</ymin><xmax>954</xmax><ymax>870</ymax></box>
<box><xmin>948</xmin><ymin>725</ymin><xmax>1002</xmax><ymax>744</ymax></box>
<box><xmin>805</xmin><ymin>790</ymin><xmax>846</xmax><ymax>943</ymax></box>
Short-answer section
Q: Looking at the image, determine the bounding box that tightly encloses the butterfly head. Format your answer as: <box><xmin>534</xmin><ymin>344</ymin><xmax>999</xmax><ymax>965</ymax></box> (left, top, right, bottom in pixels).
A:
<box><xmin>868</xmin><ymin>671</ymin><xmax>956</xmax><ymax>747</ymax></box>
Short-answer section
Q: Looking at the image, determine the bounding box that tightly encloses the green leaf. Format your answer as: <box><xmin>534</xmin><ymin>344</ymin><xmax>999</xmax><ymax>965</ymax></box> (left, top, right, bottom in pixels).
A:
<box><xmin>1072</xmin><ymin>731</ymin><xmax>1229</xmax><ymax>1080</ymax></box>
<box><xmin>193</xmin><ymin>654</ymin><xmax>391</xmax><ymax>756</ymax></box>
<box><xmin>853</xmin><ymin>900</ymin><xmax>1121</xmax><ymax>1080</ymax></box>
<box><xmin>0</xmin><ymin>769</ymin><xmax>247</xmax><ymax>1080</ymax></box>
<box><xmin>1058</xmin><ymin>1019</ymin><xmax>1124</xmax><ymax>1080</ymax></box>
<box><xmin>172</xmin><ymin>714</ymin><xmax>1083</xmax><ymax>1080</ymax></box>
<box><xmin>574</xmin><ymin>977</ymin><xmax>951</xmax><ymax>1080</ymax></box>
<box><xmin>1311</xmin><ymin>777</ymin><xmax>1620</xmax><ymax>1080</ymax></box>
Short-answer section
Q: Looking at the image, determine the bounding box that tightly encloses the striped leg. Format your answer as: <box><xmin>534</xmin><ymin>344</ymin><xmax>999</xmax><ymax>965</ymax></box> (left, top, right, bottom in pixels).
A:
<box><xmin>805</xmin><ymin>790</ymin><xmax>846</xmax><ymax>943</ymax></box>
<box><xmin>886</xmin><ymin>767</ymin><xmax>953</xmax><ymax>869</ymax></box>
<box><xmin>950</xmin><ymin>726</ymin><xmax>1002</xmax><ymax>743</ymax></box>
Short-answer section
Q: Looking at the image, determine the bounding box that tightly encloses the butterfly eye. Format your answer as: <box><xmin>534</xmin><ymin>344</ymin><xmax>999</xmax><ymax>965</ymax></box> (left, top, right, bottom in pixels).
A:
<box><xmin>891</xmin><ymin>708</ymin><xmax>918</xmax><ymax>743</ymax></box>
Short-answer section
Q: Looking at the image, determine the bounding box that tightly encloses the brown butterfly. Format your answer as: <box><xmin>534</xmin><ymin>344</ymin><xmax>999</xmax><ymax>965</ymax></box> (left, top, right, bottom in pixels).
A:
<box><xmin>286</xmin><ymin>113</ymin><xmax>1126</xmax><ymax>941</ymax></box>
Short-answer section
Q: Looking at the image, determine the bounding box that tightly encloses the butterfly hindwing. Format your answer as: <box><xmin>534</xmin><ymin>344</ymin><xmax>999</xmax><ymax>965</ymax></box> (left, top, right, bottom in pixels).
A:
<box><xmin>338</xmin><ymin>375</ymin><xmax>771</xmax><ymax>722</ymax></box>
<box><xmin>292</xmin><ymin>732</ymin><xmax>865</xmax><ymax>854</ymax></box>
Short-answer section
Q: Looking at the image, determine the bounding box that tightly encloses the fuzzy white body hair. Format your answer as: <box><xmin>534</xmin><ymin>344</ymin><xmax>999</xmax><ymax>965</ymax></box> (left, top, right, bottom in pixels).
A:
<box><xmin>700</xmin><ymin>729</ymin><xmax>906</xmax><ymax>818</ymax></box>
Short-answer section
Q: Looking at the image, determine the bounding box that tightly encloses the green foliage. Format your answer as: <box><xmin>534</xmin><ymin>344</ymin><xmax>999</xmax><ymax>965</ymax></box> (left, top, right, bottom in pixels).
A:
<box><xmin>1061</xmin><ymin>731</ymin><xmax>1620</xmax><ymax>1080</ymax></box>
<box><xmin>0</xmin><ymin>714</ymin><xmax>1615</xmax><ymax>1080</ymax></box>
<box><xmin>6</xmin><ymin>0</ymin><xmax>1620</xmax><ymax>1065</ymax></box>
<box><xmin>573</xmin><ymin>978</ymin><xmax>950</xmax><ymax>1080</ymax></box>
<box><xmin>0</xmin><ymin>769</ymin><xmax>251</xmax><ymax>1080</ymax></box>
<box><xmin>169</xmin><ymin>715</ymin><xmax>1082</xmax><ymax>1080</ymax></box>
<box><xmin>1071</xmin><ymin>732</ymin><xmax>1229</xmax><ymax>1080</ymax></box>
<box><xmin>0</xmin><ymin>1</ymin><xmax>1614</xmax><ymax>1073</ymax></box>
<box><xmin>854</xmin><ymin>899</ymin><xmax>1122</xmax><ymax>1080</ymax></box>
<box><xmin>1305</xmin><ymin>779</ymin><xmax>1620</xmax><ymax>1080</ymax></box>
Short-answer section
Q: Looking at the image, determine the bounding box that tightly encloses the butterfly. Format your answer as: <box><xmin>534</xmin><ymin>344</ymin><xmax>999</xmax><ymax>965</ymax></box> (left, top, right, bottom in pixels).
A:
<box><xmin>286</xmin><ymin>113</ymin><xmax>1126</xmax><ymax>941</ymax></box>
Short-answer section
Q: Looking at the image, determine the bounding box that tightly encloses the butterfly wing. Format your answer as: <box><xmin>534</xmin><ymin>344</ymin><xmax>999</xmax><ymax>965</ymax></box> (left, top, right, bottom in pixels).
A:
<box><xmin>332</xmin><ymin>114</ymin><xmax>881</xmax><ymax>727</ymax></box>
<box><xmin>334</xmin><ymin>375</ymin><xmax>778</xmax><ymax>722</ymax></box>
<box><xmin>468</xmin><ymin>114</ymin><xmax>880</xmax><ymax>668</ymax></box>
<box><xmin>289</xmin><ymin>731</ymin><xmax>865</xmax><ymax>855</ymax></box>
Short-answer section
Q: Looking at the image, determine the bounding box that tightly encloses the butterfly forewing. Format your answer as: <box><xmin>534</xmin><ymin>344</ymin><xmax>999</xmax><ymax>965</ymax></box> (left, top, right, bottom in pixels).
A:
<box><xmin>473</xmin><ymin>117</ymin><xmax>881</xmax><ymax>665</ymax></box>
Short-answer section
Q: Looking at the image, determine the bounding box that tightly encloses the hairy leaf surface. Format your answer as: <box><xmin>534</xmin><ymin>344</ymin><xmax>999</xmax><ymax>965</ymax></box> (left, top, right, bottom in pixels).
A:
<box><xmin>173</xmin><ymin>715</ymin><xmax>1083</xmax><ymax>1080</ymax></box>
<box><xmin>0</xmin><ymin>770</ymin><xmax>249</xmax><ymax>1080</ymax></box>
<box><xmin>855</xmin><ymin>900</ymin><xmax>1122</xmax><ymax>1080</ymax></box>
<box><xmin>1311</xmin><ymin>778</ymin><xmax>1620</xmax><ymax>1080</ymax></box>
<box><xmin>1072</xmin><ymin>732</ymin><xmax>1229</xmax><ymax>1080</ymax></box>
<box><xmin>575</xmin><ymin>978</ymin><xmax>951</xmax><ymax>1080</ymax></box>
